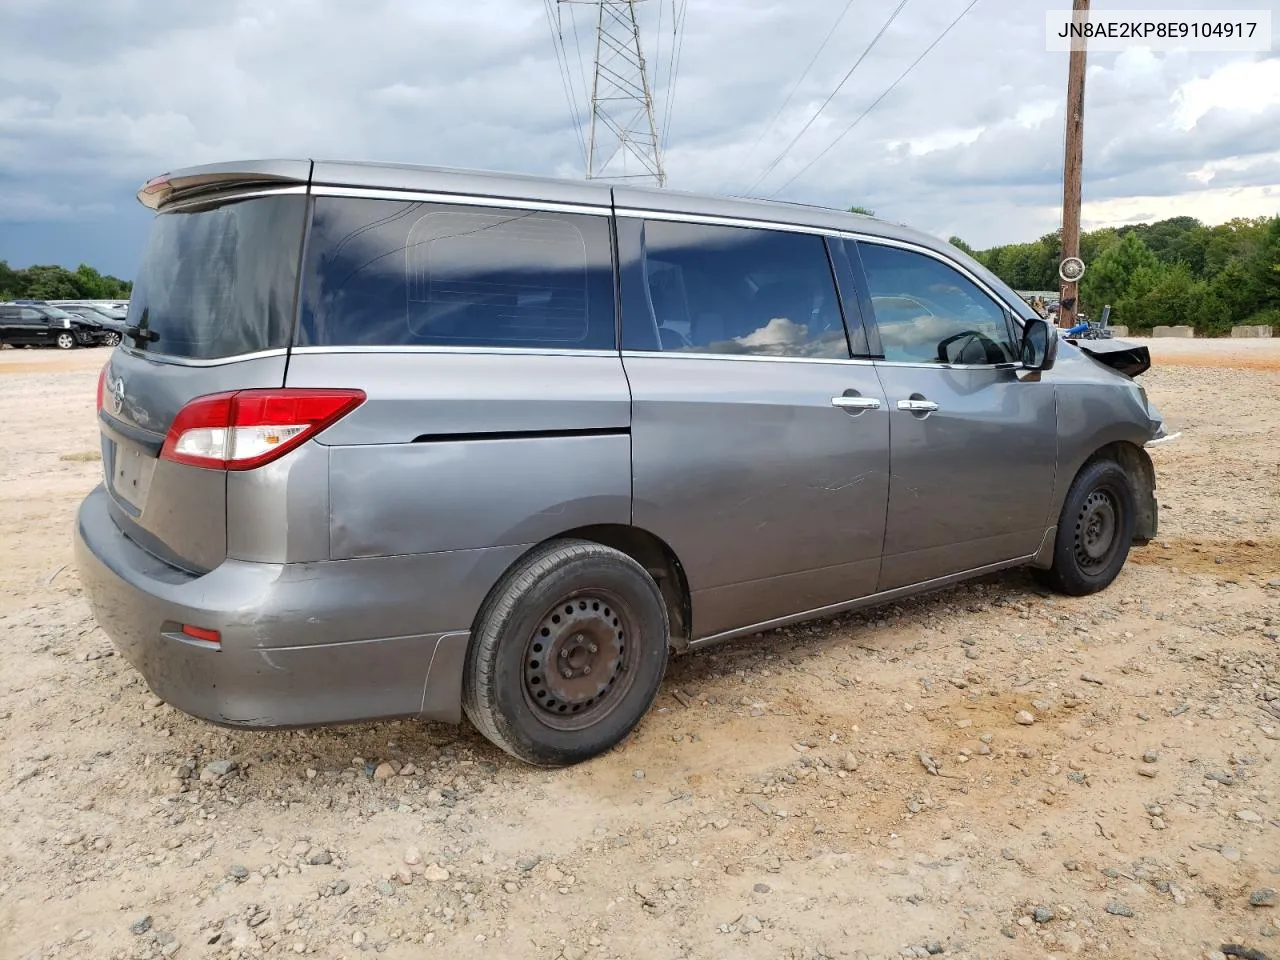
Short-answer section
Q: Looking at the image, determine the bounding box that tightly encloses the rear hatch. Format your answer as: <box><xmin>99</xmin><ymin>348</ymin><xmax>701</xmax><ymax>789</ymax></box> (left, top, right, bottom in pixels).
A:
<box><xmin>99</xmin><ymin>183</ymin><xmax>309</xmax><ymax>573</ymax></box>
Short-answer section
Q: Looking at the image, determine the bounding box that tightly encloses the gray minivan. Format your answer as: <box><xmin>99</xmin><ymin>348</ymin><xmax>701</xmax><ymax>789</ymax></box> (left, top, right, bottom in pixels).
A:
<box><xmin>74</xmin><ymin>159</ymin><xmax>1174</xmax><ymax>766</ymax></box>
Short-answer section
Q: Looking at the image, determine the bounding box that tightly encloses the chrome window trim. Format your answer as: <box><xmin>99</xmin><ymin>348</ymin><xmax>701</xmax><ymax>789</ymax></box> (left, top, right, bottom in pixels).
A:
<box><xmin>871</xmin><ymin>360</ymin><xmax>1020</xmax><ymax>371</ymax></box>
<box><xmin>115</xmin><ymin>345</ymin><xmax>290</xmax><ymax>367</ymax></box>
<box><xmin>847</xmin><ymin>234</ymin><xmax>1030</xmax><ymax>368</ymax></box>
<box><xmin>622</xmin><ymin>350</ymin><xmax>874</xmax><ymax>367</ymax></box>
<box><xmin>614</xmin><ymin>206</ymin><xmax>832</xmax><ymax>237</ymax></box>
<box><xmin>290</xmin><ymin>345</ymin><xmax>623</xmax><ymax>359</ymax></box>
<box><xmin>615</xmin><ymin>208</ymin><xmax>1034</xmax><ymax>363</ymax></box>
<box><xmin>615</xmin><ymin>208</ymin><xmax>1028</xmax><ymax>323</ymax></box>
<box><xmin>615</xmin><ymin>210</ymin><xmax>868</xmax><ymax>364</ymax></box>
<box><xmin>158</xmin><ymin>185</ymin><xmax>308</xmax><ymax>213</ymax></box>
<box><xmin>840</xmin><ymin>233</ymin><xmax>1029</xmax><ymax>325</ymax></box>
<box><xmin>310</xmin><ymin>185</ymin><xmax>611</xmax><ymax>217</ymax></box>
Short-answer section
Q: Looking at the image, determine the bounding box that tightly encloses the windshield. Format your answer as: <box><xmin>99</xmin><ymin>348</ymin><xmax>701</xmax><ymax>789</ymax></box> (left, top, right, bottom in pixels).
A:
<box><xmin>126</xmin><ymin>193</ymin><xmax>307</xmax><ymax>359</ymax></box>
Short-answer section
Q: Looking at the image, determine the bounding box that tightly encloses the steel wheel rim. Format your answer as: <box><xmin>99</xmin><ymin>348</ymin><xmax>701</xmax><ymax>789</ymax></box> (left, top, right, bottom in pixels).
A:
<box><xmin>1075</xmin><ymin>489</ymin><xmax>1118</xmax><ymax>571</ymax></box>
<box><xmin>521</xmin><ymin>591</ymin><xmax>637</xmax><ymax>731</ymax></box>
<box><xmin>57</xmin><ymin>333</ymin><xmax>74</xmax><ymax>349</ymax></box>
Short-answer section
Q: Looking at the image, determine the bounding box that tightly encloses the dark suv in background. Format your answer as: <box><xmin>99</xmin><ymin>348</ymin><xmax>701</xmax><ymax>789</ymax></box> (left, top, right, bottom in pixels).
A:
<box><xmin>0</xmin><ymin>301</ymin><xmax>108</xmax><ymax>349</ymax></box>
<box><xmin>53</xmin><ymin>303</ymin><xmax>126</xmax><ymax>346</ymax></box>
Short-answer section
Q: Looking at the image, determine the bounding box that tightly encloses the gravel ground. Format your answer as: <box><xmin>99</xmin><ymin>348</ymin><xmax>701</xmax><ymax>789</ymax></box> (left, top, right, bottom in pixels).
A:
<box><xmin>0</xmin><ymin>344</ymin><xmax>1277</xmax><ymax>960</ymax></box>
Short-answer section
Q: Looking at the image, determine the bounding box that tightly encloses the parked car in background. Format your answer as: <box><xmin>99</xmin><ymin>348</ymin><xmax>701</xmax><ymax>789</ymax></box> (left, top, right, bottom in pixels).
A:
<box><xmin>0</xmin><ymin>301</ymin><xmax>106</xmax><ymax>349</ymax></box>
<box><xmin>75</xmin><ymin>159</ymin><xmax>1172</xmax><ymax>767</ymax></box>
<box><xmin>51</xmin><ymin>303</ymin><xmax>126</xmax><ymax>346</ymax></box>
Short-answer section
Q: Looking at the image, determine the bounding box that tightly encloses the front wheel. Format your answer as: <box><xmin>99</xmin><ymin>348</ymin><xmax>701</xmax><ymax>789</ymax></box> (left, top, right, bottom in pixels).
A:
<box><xmin>1033</xmin><ymin>458</ymin><xmax>1136</xmax><ymax>596</ymax></box>
<box><xmin>463</xmin><ymin>539</ymin><xmax>669</xmax><ymax>766</ymax></box>
<box><xmin>55</xmin><ymin>332</ymin><xmax>76</xmax><ymax>350</ymax></box>
<box><xmin>101</xmin><ymin>332</ymin><xmax>121</xmax><ymax>347</ymax></box>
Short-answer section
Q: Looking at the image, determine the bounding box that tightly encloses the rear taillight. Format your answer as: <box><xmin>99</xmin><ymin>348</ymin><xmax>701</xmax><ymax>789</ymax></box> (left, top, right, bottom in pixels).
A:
<box><xmin>159</xmin><ymin>389</ymin><xmax>366</xmax><ymax>471</ymax></box>
<box><xmin>96</xmin><ymin>364</ymin><xmax>107</xmax><ymax>413</ymax></box>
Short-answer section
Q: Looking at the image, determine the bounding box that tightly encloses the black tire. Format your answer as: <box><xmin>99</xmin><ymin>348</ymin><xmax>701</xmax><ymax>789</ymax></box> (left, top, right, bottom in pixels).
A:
<box><xmin>102</xmin><ymin>332</ymin><xmax>121</xmax><ymax>347</ymax></box>
<box><xmin>1033</xmin><ymin>458</ymin><xmax>1136</xmax><ymax>596</ymax></box>
<box><xmin>54</xmin><ymin>332</ymin><xmax>77</xmax><ymax>350</ymax></box>
<box><xmin>463</xmin><ymin>539</ymin><xmax>670</xmax><ymax>766</ymax></box>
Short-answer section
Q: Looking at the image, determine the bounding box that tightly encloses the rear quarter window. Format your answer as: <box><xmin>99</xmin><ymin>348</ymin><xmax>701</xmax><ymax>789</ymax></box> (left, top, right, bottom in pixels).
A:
<box><xmin>297</xmin><ymin>197</ymin><xmax>617</xmax><ymax>350</ymax></box>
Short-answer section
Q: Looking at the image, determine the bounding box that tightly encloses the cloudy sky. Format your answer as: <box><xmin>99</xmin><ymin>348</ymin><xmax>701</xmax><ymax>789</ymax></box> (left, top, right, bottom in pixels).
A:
<box><xmin>1</xmin><ymin>0</ymin><xmax>1278</xmax><ymax>278</ymax></box>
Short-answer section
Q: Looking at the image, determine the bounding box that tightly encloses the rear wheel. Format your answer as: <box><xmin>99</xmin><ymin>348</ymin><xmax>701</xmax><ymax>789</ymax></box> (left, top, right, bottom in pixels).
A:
<box><xmin>1033</xmin><ymin>458</ymin><xmax>1136</xmax><ymax>596</ymax></box>
<box><xmin>463</xmin><ymin>539</ymin><xmax>669</xmax><ymax>766</ymax></box>
<box><xmin>55</xmin><ymin>332</ymin><xmax>76</xmax><ymax>350</ymax></box>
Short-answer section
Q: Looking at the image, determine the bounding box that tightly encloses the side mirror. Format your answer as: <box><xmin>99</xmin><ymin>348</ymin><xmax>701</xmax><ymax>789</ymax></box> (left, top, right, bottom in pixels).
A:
<box><xmin>1021</xmin><ymin>316</ymin><xmax>1058</xmax><ymax>372</ymax></box>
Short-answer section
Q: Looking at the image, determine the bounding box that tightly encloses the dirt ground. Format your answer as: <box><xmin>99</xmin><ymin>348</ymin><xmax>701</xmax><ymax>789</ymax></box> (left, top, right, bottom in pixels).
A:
<box><xmin>0</xmin><ymin>340</ymin><xmax>1277</xmax><ymax>960</ymax></box>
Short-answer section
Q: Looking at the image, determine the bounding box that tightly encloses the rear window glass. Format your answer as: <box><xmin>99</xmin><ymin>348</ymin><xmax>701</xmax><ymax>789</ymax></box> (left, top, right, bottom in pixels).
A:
<box><xmin>126</xmin><ymin>194</ymin><xmax>307</xmax><ymax>360</ymax></box>
<box><xmin>297</xmin><ymin>197</ymin><xmax>616</xmax><ymax>350</ymax></box>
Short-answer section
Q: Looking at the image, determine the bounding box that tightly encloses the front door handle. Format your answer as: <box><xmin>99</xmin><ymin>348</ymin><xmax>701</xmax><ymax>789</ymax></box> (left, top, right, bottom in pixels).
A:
<box><xmin>831</xmin><ymin>396</ymin><xmax>882</xmax><ymax>411</ymax></box>
<box><xmin>897</xmin><ymin>399</ymin><xmax>939</xmax><ymax>413</ymax></box>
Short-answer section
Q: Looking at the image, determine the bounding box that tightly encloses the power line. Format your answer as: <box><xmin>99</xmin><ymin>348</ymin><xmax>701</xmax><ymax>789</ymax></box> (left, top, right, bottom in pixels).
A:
<box><xmin>568</xmin><ymin>2</ymin><xmax>594</xmax><ymax>124</ymax></box>
<box><xmin>543</xmin><ymin>0</ymin><xmax>589</xmax><ymax>166</ymax></box>
<box><xmin>720</xmin><ymin>0</ymin><xmax>859</xmax><ymax>192</ymax></box>
<box><xmin>653</xmin><ymin>0</ymin><xmax>666</xmax><ymax>99</ymax></box>
<box><xmin>768</xmin><ymin>0</ymin><xmax>983</xmax><ymax>197</ymax></box>
<box><xmin>661</xmin><ymin>0</ymin><xmax>689</xmax><ymax>147</ymax></box>
<box><xmin>743</xmin><ymin>0</ymin><xmax>912</xmax><ymax>195</ymax></box>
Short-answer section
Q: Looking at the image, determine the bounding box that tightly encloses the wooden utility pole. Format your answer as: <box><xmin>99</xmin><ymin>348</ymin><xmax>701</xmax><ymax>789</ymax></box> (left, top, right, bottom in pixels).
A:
<box><xmin>1058</xmin><ymin>0</ymin><xmax>1090</xmax><ymax>329</ymax></box>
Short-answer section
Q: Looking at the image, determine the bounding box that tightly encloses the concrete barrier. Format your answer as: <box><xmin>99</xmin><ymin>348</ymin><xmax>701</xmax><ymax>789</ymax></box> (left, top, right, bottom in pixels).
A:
<box><xmin>1231</xmin><ymin>324</ymin><xmax>1272</xmax><ymax>338</ymax></box>
<box><xmin>1152</xmin><ymin>325</ymin><xmax>1195</xmax><ymax>338</ymax></box>
<box><xmin>1108</xmin><ymin>325</ymin><xmax>1129</xmax><ymax>337</ymax></box>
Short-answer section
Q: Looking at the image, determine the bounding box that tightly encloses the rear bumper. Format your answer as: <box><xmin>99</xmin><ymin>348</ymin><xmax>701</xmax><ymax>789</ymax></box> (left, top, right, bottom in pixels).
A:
<box><xmin>73</xmin><ymin>484</ymin><xmax>524</xmax><ymax>729</ymax></box>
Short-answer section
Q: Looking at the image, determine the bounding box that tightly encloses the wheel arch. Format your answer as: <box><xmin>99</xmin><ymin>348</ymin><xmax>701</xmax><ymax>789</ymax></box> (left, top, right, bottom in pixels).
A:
<box><xmin>476</xmin><ymin>524</ymin><xmax>692</xmax><ymax>652</ymax></box>
<box><xmin>551</xmin><ymin>524</ymin><xmax>692</xmax><ymax>652</ymax></box>
<box><xmin>1032</xmin><ymin>438</ymin><xmax>1157</xmax><ymax>569</ymax></box>
<box><xmin>1085</xmin><ymin>441</ymin><xmax>1157</xmax><ymax>544</ymax></box>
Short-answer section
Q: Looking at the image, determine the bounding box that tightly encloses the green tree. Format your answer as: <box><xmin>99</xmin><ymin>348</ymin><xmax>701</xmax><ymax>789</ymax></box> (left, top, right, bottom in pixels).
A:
<box><xmin>1080</xmin><ymin>227</ymin><xmax>1120</xmax><ymax>265</ymax></box>
<box><xmin>1207</xmin><ymin>258</ymin><xmax>1263</xmax><ymax>326</ymax></box>
<box><xmin>20</xmin><ymin>265</ymin><xmax>81</xmax><ymax>300</ymax></box>
<box><xmin>1080</xmin><ymin>232</ymin><xmax>1159</xmax><ymax>316</ymax></box>
<box><xmin>1248</xmin><ymin>215</ymin><xmax>1280</xmax><ymax>312</ymax></box>
<box><xmin>848</xmin><ymin>205</ymin><xmax>875</xmax><ymax>216</ymax></box>
<box><xmin>970</xmin><ymin>212</ymin><xmax>1279</xmax><ymax>335</ymax></box>
<box><xmin>0</xmin><ymin>260</ymin><xmax>19</xmax><ymax>300</ymax></box>
<box><xmin>947</xmin><ymin>236</ymin><xmax>976</xmax><ymax>256</ymax></box>
<box><xmin>0</xmin><ymin>262</ymin><xmax>132</xmax><ymax>301</ymax></box>
<box><xmin>1119</xmin><ymin>263</ymin><xmax>1217</xmax><ymax>332</ymax></box>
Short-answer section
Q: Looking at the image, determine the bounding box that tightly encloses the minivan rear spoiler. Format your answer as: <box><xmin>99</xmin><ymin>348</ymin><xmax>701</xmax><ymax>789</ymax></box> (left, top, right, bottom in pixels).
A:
<box><xmin>137</xmin><ymin>160</ymin><xmax>313</xmax><ymax>210</ymax></box>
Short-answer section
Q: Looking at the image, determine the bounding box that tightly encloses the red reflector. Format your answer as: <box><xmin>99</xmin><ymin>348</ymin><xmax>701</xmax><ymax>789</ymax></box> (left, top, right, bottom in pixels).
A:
<box><xmin>159</xmin><ymin>388</ymin><xmax>366</xmax><ymax>471</ymax></box>
<box><xmin>96</xmin><ymin>364</ymin><xmax>108</xmax><ymax>413</ymax></box>
<box><xmin>181</xmin><ymin>625</ymin><xmax>221</xmax><ymax>645</ymax></box>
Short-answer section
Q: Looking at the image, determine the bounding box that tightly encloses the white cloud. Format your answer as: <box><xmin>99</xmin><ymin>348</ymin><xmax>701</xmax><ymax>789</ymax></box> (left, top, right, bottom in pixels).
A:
<box><xmin>1174</xmin><ymin>57</ymin><xmax>1280</xmax><ymax>129</ymax></box>
<box><xmin>0</xmin><ymin>0</ymin><xmax>1277</xmax><ymax>273</ymax></box>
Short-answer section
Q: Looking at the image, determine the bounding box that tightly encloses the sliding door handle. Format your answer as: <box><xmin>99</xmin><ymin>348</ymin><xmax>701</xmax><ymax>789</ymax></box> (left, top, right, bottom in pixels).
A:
<box><xmin>897</xmin><ymin>399</ymin><xmax>939</xmax><ymax>413</ymax></box>
<box><xmin>831</xmin><ymin>396</ymin><xmax>882</xmax><ymax>411</ymax></box>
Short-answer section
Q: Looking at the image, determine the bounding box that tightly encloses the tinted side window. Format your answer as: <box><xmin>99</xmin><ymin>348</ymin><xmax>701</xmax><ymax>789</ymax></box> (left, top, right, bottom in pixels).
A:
<box><xmin>623</xmin><ymin>220</ymin><xmax>850</xmax><ymax>359</ymax></box>
<box><xmin>858</xmin><ymin>243</ymin><xmax>1018</xmax><ymax>365</ymax></box>
<box><xmin>20</xmin><ymin>309</ymin><xmax>44</xmax><ymax>322</ymax></box>
<box><xmin>298</xmin><ymin>197</ymin><xmax>616</xmax><ymax>350</ymax></box>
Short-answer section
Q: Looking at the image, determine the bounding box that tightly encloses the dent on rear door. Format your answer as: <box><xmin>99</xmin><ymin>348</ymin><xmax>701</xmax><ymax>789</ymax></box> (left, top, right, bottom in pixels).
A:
<box><xmin>298</xmin><ymin>353</ymin><xmax>633</xmax><ymax>559</ymax></box>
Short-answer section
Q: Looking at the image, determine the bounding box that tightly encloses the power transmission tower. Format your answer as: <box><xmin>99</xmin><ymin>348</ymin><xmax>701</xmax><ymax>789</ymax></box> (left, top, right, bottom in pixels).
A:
<box><xmin>565</xmin><ymin>0</ymin><xmax>667</xmax><ymax>186</ymax></box>
<box><xmin>1058</xmin><ymin>0</ymin><xmax>1090</xmax><ymax>329</ymax></box>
